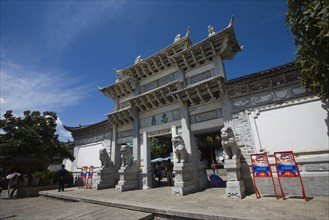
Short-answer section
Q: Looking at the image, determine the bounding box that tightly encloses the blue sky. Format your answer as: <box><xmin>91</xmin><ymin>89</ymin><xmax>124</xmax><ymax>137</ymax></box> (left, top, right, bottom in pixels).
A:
<box><xmin>0</xmin><ymin>1</ymin><xmax>296</xmax><ymax>140</ymax></box>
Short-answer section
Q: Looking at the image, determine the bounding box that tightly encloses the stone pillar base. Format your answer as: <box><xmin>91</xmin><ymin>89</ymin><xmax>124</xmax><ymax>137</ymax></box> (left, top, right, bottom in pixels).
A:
<box><xmin>172</xmin><ymin>163</ymin><xmax>196</xmax><ymax>196</ymax></box>
<box><xmin>115</xmin><ymin>166</ymin><xmax>139</xmax><ymax>192</ymax></box>
<box><xmin>197</xmin><ymin>162</ymin><xmax>209</xmax><ymax>190</ymax></box>
<box><xmin>95</xmin><ymin>168</ymin><xmax>115</xmax><ymax>190</ymax></box>
<box><xmin>140</xmin><ymin>171</ymin><xmax>153</xmax><ymax>189</ymax></box>
<box><xmin>224</xmin><ymin>159</ymin><xmax>246</xmax><ymax>199</ymax></box>
<box><xmin>226</xmin><ymin>180</ymin><xmax>246</xmax><ymax>199</ymax></box>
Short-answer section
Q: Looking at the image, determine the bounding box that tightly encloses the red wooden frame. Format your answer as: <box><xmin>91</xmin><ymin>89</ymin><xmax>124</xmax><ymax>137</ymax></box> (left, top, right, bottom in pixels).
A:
<box><xmin>251</xmin><ymin>153</ymin><xmax>278</xmax><ymax>199</ymax></box>
<box><xmin>274</xmin><ymin>151</ymin><xmax>307</xmax><ymax>201</ymax></box>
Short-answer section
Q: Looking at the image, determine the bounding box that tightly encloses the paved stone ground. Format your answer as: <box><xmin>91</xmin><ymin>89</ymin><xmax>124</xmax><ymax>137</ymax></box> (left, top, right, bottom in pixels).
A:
<box><xmin>2</xmin><ymin>185</ymin><xmax>329</xmax><ymax>220</ymax></box>
<box><xmin>39</xmin><ymin>186</ymin><xmax>329</xmax><ymax>220</ymax></box>
<box><xmin>0</xmin><ymin>195</ymin><xmax>152</xmax><ymax>220</ymax></box>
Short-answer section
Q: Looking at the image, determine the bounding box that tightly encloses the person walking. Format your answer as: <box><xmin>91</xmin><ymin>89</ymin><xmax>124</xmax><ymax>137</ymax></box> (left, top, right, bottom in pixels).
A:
<box><xmin>58</xmin><ymin>164</ymin><xmax>67</xmax><ymax>192</ymax></box>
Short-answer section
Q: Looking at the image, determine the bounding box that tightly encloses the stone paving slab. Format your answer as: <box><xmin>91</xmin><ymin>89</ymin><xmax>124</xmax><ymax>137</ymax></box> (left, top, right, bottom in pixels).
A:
<box><xmin>39</xmin><ymin>186</ymin><xmax>329</xmax><ymax>220</ymax></box>
<box><xmin>0</xmin><ymin>195</ymin><xmax>153</xmax><ymax>220</ymax></box>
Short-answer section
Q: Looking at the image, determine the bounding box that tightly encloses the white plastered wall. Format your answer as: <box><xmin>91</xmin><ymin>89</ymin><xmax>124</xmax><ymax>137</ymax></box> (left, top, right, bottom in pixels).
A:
<box><xmin>253</xmin><ymin>99</ymin><xmax>328</xmax><ymax>153</ymax></box>
<box><xmin>76</xmin><ymin>142</ymin><xmax>104</xmax><ymax>168</ymax></box>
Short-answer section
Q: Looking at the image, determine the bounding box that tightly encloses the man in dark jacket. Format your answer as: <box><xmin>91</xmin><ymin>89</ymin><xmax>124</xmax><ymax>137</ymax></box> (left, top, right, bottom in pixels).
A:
<box><xmin>58</xmin><ymin>164</ymin><xmax>67</xmax><ymax>192</ymax></box>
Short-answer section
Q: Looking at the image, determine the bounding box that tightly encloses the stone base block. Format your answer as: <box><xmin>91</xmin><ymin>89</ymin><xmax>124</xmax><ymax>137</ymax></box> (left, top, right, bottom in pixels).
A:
<box><xmin>140</xmin><ymin>171</ymin><xmax>153</xmax><ymax>189</ymax></box>
<box><xmin>95</xmin><ymin>168</ymin><xmax>115</xmax><ymax>190</ymax></box>
<box><xmin>115</xmin><ymin>167</ymin><xmax>139</xmax><ymax>192</ymax></box>
<box><xmin>172</xmin><ymin>163</ymin><xmax>196</xmax><ymax>196</ymax></box>
<box><xmin>226</xmin><ymin>180</ymin><xmax>246</xmax><ymax>199</ymax></box>
<box><xmin>224</xmin><ymin>159</ymin><xmax>241</xmax><ymax>169</ymax></box>
<box><xmin>172</xmin><ymin>182</ymin><xmax>196</xmax><ymax>196</ymax></box>
<box><xmin>197</xmin><ymin>162</ymin><xmax>209</xmax><ymax>190</ymax></box>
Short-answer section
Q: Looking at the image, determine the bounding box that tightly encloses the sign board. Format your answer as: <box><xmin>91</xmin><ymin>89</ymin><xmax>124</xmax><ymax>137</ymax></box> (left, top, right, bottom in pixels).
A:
<box><xmin>251</xmin><ymin>153</ymin><xmax>278</xmax><ymax>199</ymax></box>
<box><xmin>78</xmin><ymin>166</ymin><xmax>88</xmax><ymax>189</ymax></box>
<box><xmin>86</xmin><ymin>166</ymin><xmax>94</xmax><ymax>189</ymax></box>
<box><xmin>274</xmin><ymin>151</ymin><xmax>307</xmax><ymax>201</ymax></box>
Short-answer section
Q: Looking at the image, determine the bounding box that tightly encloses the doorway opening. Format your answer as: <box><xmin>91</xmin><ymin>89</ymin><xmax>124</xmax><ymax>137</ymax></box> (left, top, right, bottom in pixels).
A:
<box><xmin>150</xmin><ymin>135</ymin><xmax>173</xmax><ymax>188</ymax></box>
<box><xmin>195</xmin><ymin>131</ymin><xmax>223</xmax><ymax>169</ymax></box>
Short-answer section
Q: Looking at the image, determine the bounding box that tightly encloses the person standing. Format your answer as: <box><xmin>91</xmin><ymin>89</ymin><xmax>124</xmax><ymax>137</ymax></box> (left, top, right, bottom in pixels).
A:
<box><xmin>211</xmin><ymin>160</ymin><xmax>218</xmax><ymax>175</ymax></box>
<box><xmin>58</xmin><ymin>164</ymin><xmax>67</xmax><ymax>192</ymax></box>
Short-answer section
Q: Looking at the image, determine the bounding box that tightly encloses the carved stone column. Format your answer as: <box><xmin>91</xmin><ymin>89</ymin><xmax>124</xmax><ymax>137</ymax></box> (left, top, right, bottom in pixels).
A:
<box><xmin>141</xmin><ymin>131</ymin><xmax>152</xmax><ymax>189</ymax></box>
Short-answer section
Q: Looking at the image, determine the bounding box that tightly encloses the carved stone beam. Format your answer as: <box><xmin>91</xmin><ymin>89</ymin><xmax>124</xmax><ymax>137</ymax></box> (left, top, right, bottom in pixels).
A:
<box><xmin>185</xmin><ymin>90</ymin><xmax>195</xmax><ymax>105</ymax></box>
<box><xmin>123</xmin><ymin>111</ymin><xmax>132</xmax><ymax>123</ymax></box>
<box><xmin>152</xmin><ymin>92</ymin><xmax>162</xmax><ymax>105</ymax></box>
<box><xmin>209</xmin><ymin>41</ymin><xmax>217</xmax><ymax>56</ymax></box>
<box><xmin>190</xmin><ymin>50</ymin><xmax>198</xmax><ymax>65</ymax></box>
<box><xmin>146</xmin><ymin>61</ymin><xmax>155</xmax><ymax>74</ymax></box>
<box><xmin>113</xmin><ymin>85</ymin><xmax>122</xmax><ymax>97</ymax></box>
<box><xmin>165</xmin><ymin>52</ymin><xmax>172</xmax><ymax>65</ymax></box>
<box><xmin>140</xmin><ymin>97</ymin><xmax>150</xmax><ymax>109</ymax></box>
<box><xmin>117</xmin><ymin>114</ymin><xmax>127</xmax><ymax>124</ymax></box>
<box><xmin>146</xmin><ymin>94</ymin><xmax>156</xmax><ymax>108</ymax></box>
<box><xmin>175</xmin><ymin>93</ymin><xmax>184</xmax><ymax>105</ymax></box>
<box><xmin>122</xmin><ymin>81</ymin><xmax>130</xmax><ymax>94</ymax></box>
<box><xmin>182</xmin><ymin>54</ymin><xmax>190</xmax><ymax>68</ymax></box>
<box><xmin>167</xmin><ymin>87</ymin><xmax>176</xmax><ymax>100</ymax></box>
<box><xmin>172</xmin><ymin>57</ymin><xmax>179</xmax><ymax>67</ymax></box>
<box><xmin>133</xmin><ymin>99</ymin><xmax>143</xmax><ymax>111</ymax></box>
<box><xmin>195</xmin><ymin>87</ymin><xmax>204</xmax><ymax>102</ymax></box>
<box><xmin>140</xmin><ymin>64</ymin><xmax>150</xmax><ymax>76</ymax></box>
<box><xmin>206</xmin><ymin>84</ymin><xmax>215</xmax><ymax>99</ymax></box>
<box><xmin>128</xmin><ymin>100</ymin><xmax>135</xmax><ymax>108</ymax></box>
<box><xmin>128</xmin><ymin>109</ymin><xmax>136</xmax><ymax>119</ymax></box>
<box><xmin>118</xmin><ymin>83</ymin><xmax>127</xmax><ymax>96</ymax></box>
<box><xmin>105</xmin><ymin>88</ymin><xmax>115</xmax><ymax>98</ymax></box>
<box><xmin>172</xmin><ymin>48</ymin><xmax>177</xmax><ymax>54</ymax></box>
<box><xmin>152</xmin><ymin>59</ymin><xmax>160</xmax><ymax>70</ymax></box>
<box><xmin>112</xmin><ymin>116</ymin><xmax>121</xmax><ymax>126</ymax></box>
<box><xmin>200</xmin><ymin>46</ymin><xmax>207</xmax><ymax>61</ymax></box>
<box><xmin>160</xmin><ymin>89</ymin><xmax>170</xmax><ymax>103</ymax></box>
<box><xmin>158</xmin><ymin>55</ymin><xmax>166</xmax><ymax>67</ymax></box>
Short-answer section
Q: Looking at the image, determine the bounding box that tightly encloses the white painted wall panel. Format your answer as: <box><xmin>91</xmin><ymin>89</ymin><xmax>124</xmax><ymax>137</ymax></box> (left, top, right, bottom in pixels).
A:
<box><xmin>255</xmin><ymin>100</ymin><xmax>328</xmax><ymax>153</ymax></box>
<box><xmin>76</xmin><ymin>143</ymin><xmax>103</xmax><ymax>168</ymax></box>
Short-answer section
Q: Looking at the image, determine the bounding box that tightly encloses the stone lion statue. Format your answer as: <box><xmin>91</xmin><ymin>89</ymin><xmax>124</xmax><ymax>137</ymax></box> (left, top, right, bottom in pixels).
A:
<box><xmin>120</xmin><ymin>144</ymin><xmax>134</xmax><ymax>168</ymax></box>
<box><xmin>221</xmin><ymin>126</ymin><xmax>241</xmax><ymax>160</ymax></box>
<box><xmin>99</xmin><ymin>148</ymin><xmax>113</xmax><ymax>168</ymax></box>
<box><xmin>172</xmin><ymin>135</ymin><xmax>188</xmax><ymax>163</ymax></box>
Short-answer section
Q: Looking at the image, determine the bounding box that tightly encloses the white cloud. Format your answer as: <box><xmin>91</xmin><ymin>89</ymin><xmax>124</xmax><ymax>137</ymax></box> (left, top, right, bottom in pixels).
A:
<box><xmin>0</xmin><ymin>57</ymin><xmax>92</xmax><ymax>117</ymax></box>
<box><xmin>56</xmin><ymin>117</ymin><xmax>73</xmax><ymax>141</ymax></box>
<box><xmin>45</xmin><ymin>1</ymin><xmax>126</xmax><ymax>52</ymax></box>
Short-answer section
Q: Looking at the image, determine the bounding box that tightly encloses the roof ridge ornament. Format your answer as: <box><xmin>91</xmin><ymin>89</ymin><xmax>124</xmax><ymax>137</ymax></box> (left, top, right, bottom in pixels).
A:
<box><xmin>174</xmin><ymin>33</ymin><xmax>182</xmax><ymax>43</ymax></box>
<box><xmin>184</xmin><ymin>26</ymin><xmax>190</xmax><ymax>38</ymax></box>
<box><xmin>134</xmin><ymin>55</ymin><xmax>143</xmax><ymax>64</ymax></box>
<box><xmin>114</xmin><ymin>68</ymin><xmax>122</xmax><ymax>82</ymax></box>
<box><xmin>208</xmin><ymin>25</ymin><xmax>216</xmax><ymax>37</ymax></box>
<box><xmin>228</xmin><ymin>15</ymin><xmax>234</xmax><ymax>27</ymax></box>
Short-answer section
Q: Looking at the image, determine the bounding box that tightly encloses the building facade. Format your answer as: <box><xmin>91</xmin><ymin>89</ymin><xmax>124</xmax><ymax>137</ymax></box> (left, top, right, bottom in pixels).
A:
<box><xmin>65</xmin><ymin>18</ymin><xmax>329</xmax><ymax>196</ymax></box>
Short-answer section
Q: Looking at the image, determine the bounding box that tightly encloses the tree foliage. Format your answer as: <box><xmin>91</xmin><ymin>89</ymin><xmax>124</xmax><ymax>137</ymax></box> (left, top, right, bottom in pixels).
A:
<box><xmin>150</xmin><ymin>137</ymin><xmax>172</xmax><ymax>160</ymax></box>
<box><xmin>286</xmin><ymin>0</ymin><xmax>329</xmax><ymax>100</ymax></box>
<box><xmin>0</xmin><ymin>110</ymin><xmax>75</xmax><ymax>170</ymax></box>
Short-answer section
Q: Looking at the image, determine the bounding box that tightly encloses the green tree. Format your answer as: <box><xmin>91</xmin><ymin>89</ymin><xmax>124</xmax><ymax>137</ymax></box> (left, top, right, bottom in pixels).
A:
<box><xmin>286</xmin><ymin>0</ymin><xmax>329</xmax><ymax>100</ymax></box>
<box><xmin>0</xmin><ymin>110</ymin><xmax>75</xmax><ymax>171</ymax></box>
<box><xmin>150</xmin><ymin>137</ymin><xmax>172</xmax><ymax>159</ymax></box>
